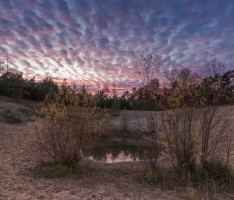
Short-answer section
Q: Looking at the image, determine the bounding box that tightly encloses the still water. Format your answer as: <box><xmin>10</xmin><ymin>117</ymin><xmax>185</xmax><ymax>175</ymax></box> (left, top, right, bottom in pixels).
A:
<box><xmin>85</xmin><ymin>136</ymin><xmax>150</xmax><ymax>163</ymax></box>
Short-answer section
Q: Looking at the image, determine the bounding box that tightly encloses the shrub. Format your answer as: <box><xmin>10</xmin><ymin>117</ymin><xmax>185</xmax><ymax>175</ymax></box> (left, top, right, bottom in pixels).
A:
<box><xmin>136</xmin><ymin>110</ymin><xmax>164</xmax><ymax>173</ymax></box>
<box><xmin>25</xmin><ymin>89</ymin><xmax>107</xmax><ymax>166</ymax></box>
<box><xmin>112</xmin><ymin>98</ymin><xmax>120</xmax><ymax>112</ymax></box>
<box><xmin>198</xmin><ymin>106</ymin><xmax>233</xmax><ymax>169</ymax></box>
<box><xmin>190</xmin><ymin>160</ymin><xmax>234</xmax><ymax>197</ymax></box>
<box><xmin>144</xmin><ymin>173</ymin><xmax>159</xmax><ymax>184</ymax></box>
<box><xmin>161</xmin><ymin>107</ymin><xmax>198</xmax><ymax>176</ymax></box>
<box><xmin>0</xmin><ymin>71</ymin><xmax>26</xmax><ymax>98</ymax></box>
<box><xmin>201</xmin><ymin>161</ymin><xmax>233</xmax><ymax>188</ymax></box>
<box><xmin>3</xmin><ymin>114</ymin><xmax>22</xmax><ymax>123</ymax></box>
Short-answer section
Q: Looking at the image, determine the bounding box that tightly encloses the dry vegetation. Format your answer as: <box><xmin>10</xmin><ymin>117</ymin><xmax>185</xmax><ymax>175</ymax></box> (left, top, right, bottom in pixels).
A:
<box><xmin>22</xmin><ymin>89</ymin><xmax>107</xmax><ymax>166</ymax></box>
<box><xmin>0</xmin><ymin>95</ymin><xmax>234</xmax><ymax>199</ymax></box>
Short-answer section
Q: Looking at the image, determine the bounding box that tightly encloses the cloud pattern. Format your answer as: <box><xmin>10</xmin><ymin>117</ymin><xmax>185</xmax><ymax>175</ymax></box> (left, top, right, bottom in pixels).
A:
<box><xmin>0</xmin><ymin>0</ymin><xmax>233</xmax><ymax>91</ymax></box>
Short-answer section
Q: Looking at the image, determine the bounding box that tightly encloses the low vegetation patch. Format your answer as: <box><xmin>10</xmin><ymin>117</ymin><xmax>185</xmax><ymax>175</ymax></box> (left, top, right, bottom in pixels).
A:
<box><xmin>32</xmin><ymin>162</ymin><xmax>93</xmax><ymax>179</ymax></box>
<box><xmin>32</xmin><ymin>164</ymin><xmax>79</xmax><ymax>178</ymax></box>
<box><xmin>191</xmin><ymin>161</ymin><xmax>234</xmax><ymax>190</ymax></box>
<box><xmin>2</xmin><ymin>113</ymin><xmax>22</xmax><ymax>123</ymax></box>
<box><xmin>23</xmin><ymin>88</ymin><xmax>107</xmax><ymax>168</ymax></box>
<box><xmin>144</xmin><ymin>172</ymin><xmax>160</xmax><ymax>184</ymax></box>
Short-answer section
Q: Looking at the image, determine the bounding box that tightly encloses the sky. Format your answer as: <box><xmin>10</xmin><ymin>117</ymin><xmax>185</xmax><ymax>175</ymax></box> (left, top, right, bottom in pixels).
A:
<box><xmin>0</xmin><ymin>0</ymin><xmax>234</xmax><ymax>92</ymax></box>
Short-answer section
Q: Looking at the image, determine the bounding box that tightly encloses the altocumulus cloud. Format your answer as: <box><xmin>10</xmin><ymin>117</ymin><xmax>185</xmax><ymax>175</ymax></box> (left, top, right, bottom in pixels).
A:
<box><xmin>0</xmin><ymin>0</ymin><xmax>234</xmax><ymax>91</ymax></box>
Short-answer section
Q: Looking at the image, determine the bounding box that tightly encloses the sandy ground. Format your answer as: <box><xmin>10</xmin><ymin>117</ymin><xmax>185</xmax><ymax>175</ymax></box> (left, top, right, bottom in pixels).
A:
<box><xmin>0</xmin><ymin>96</ymin><xmax>234</xmax><ymax>200</ymax></box>
<box><xmin>0</xmin><ymin>122</ymin><xmax>183</xmax><ymax>200</ymax></box>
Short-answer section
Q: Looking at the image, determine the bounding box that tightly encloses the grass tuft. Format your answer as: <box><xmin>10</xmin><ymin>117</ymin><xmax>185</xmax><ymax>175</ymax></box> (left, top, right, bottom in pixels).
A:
<box><xmin>191</xmin><ymin>161</ymin><xmax>234</xmax><ymax>190</ymax></box>
<box><xmin>32</xmin><ymin>164</ymin><xmax>79</xmax><ymax>178</ymax></box>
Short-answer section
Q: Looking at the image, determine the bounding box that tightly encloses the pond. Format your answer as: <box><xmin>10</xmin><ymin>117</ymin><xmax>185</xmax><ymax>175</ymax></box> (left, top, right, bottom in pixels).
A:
<box><xmin>85</xmin><ymin>136</ymin><xmax>154</xmax><ymax>163</ymax></box>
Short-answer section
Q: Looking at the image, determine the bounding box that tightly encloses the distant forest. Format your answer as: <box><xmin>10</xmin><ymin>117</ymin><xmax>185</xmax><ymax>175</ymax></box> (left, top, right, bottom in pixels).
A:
<box><xmin>0</xmin><ymin>57</ymin><xmax>233</xmax><ymax>111</ymax></box>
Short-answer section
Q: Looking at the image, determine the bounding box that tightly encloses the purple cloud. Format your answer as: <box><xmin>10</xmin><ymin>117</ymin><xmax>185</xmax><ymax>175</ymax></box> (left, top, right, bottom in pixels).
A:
<box><xmin>0</xmin><ymin>0</ymin><xmax>233</xmax><ymax>91</ymax></box>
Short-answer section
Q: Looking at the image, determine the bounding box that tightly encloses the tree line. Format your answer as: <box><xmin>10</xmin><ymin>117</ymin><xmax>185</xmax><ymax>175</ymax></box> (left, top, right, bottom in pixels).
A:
<box><xmin>0</xmin><ymin>57</ymin><xmax>233</xmax><ymax>110</ymax></box>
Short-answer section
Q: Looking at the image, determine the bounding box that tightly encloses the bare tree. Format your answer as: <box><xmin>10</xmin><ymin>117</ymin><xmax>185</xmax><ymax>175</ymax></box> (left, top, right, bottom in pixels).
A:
<box><xmin>135</xmin><ymin>52</ymin><xmax>161</xmax><ymax>86</ymax></box>
<box><xmin>134</xmin><ymin>53</ymin><xmax>163</xmax><ymax>173</ymax></box>
<box><xmin>165</xmin><ymin>65</ymin><xmax>199</xmax><ymax>89</ymax></box>
<box><xmin>203</xmin><ymin>53</ymin><xmax>226</xmax><ymax>78</ymax></box>
<box><xmin>0</xmin><ymin>59</ymin><xmax>4</xmax><ymax>71</ymax></box>
<box><xmin>1</xmin><ymin>56</ymin><xmax>9</xmax><ymax>71</ymax></box>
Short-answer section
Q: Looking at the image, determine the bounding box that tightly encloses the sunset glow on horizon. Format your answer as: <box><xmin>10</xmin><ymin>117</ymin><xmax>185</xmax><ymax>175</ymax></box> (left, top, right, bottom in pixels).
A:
<box><xmin>0</xmin><ymin>0</ymin><xmax>234</xmax><ymax>92</ymax></box>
